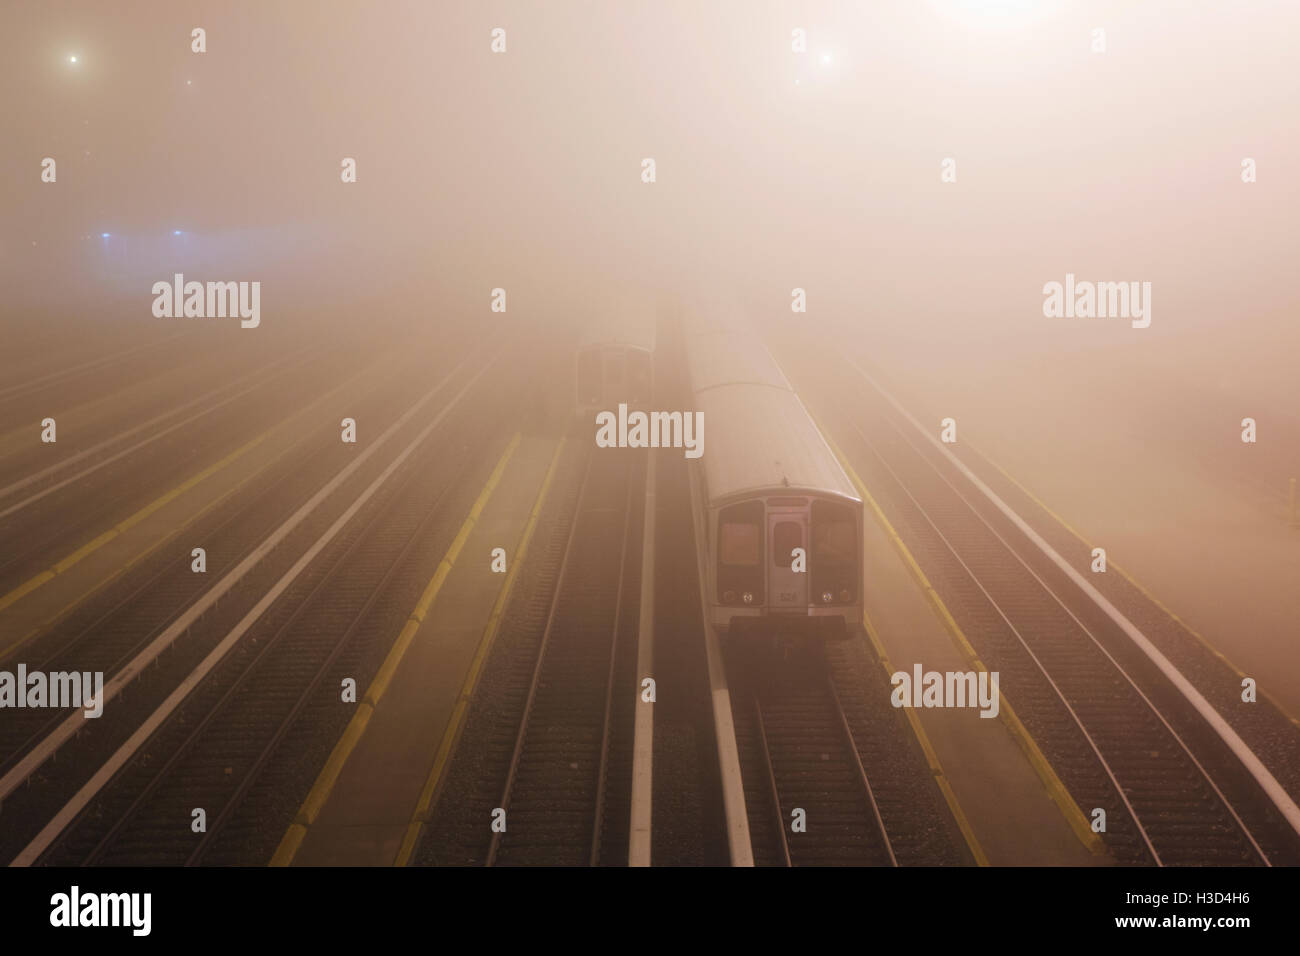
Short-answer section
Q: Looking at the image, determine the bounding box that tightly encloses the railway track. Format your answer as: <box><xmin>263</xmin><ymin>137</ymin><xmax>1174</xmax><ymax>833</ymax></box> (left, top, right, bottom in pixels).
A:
<box><xmin>38</xmin><ymin>426</ymin><xmax>484</xmax><ymax>865</ymax></box>
<box><xmin>0</xmin><ymin>390</ymin><xmax>411</xmax><ymax>799</ymax></box>
<box><xmin>0</xmin><ymin>332</ymin><xmax>195</xmax><ymax>419</ymax></box>
<box><xmin>729</xmin><ymin>645</ymin><xmax>894</xmax><ymax>866</ymax></box>
<box><xmin>0</xmin><ymin>349</ymin><xmax>314</xmax><ymax>529</ymax></box>
<box><xmin>644</xmin><ymin>327</ymin><xmax>731</xmax><ymax>867</ymax></box>
<box><xmin>837</xmin><ymin>360</ymin><xmax>1300</xmax><ymax>866</ymax></box>
<box><xmin>0</xmin><ymin>431</ymin><xmax>334</xmax><ymax>775</ymax></box>
<box><xmin>0</xmin><ymin>349</ymin><xmax>358</xmax><ymax>594</ymax></box>
<box><xmin>417</xmin><ymin>321</ymin><xmax>726</xmax><ymax>867</ymax></box>
<box><xmin>485</xmin><ymin>447</ymin><xmax>643</xmax><ymax>867</ymax></box>
<box><xmin>726</xmin><ymin>639</ymin><xmax>968</xmax><ymax>867</ymax></box>
<box><xmin>0</xmin><ymin>347</ymin><xmax>505</xmax><ymax>864</ymax></box>
<box><xmin>0</xmin><ymin>351</ymin><xmax>435</xmax><ymax>782</ymax></box>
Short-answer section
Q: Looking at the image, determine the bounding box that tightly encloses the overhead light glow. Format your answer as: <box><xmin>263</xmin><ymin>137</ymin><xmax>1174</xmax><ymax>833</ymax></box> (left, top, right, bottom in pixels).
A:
<box><xmin>68</xmin><ymin>55</ymin><xmax>78</xmax><ymax>64</ymax></box>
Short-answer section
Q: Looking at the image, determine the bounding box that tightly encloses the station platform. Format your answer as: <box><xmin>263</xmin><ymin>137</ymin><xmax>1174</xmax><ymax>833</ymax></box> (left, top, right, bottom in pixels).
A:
<box><xmin>856</xmin><ymin>464</ymin><xmax>1108</xmax><ymax>865</ymax></box>
<box><xmin>290</xmin><ymin>434</ymin><xmax>560</xmax><ymax>866</ymax></box>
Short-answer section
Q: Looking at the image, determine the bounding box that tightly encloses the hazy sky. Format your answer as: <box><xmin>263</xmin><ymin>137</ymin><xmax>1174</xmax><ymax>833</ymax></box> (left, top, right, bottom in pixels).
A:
<box><xmin>3</xmin><ymin>0</ymin><xmax>1297</xmax><ymax>359</ymax></box>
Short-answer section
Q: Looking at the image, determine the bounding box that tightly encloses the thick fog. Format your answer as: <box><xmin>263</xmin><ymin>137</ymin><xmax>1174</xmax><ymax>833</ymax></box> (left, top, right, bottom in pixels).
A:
<box><xmin>4</xmin><ymin>2</ymin><xmax>1298</xmax><ymax>698</ymax></box>
<box><xmin>4</xmin><ymin>1</ymin><xmax>1297</xmax><ymax>345</ymax></box>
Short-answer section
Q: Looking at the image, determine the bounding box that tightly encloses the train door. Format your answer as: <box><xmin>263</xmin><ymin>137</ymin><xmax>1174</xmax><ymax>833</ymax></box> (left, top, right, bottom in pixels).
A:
<box><xmin>768</xmin><ymin>512</ymin><xmax>808</xmax><ymax>610</ymax></box>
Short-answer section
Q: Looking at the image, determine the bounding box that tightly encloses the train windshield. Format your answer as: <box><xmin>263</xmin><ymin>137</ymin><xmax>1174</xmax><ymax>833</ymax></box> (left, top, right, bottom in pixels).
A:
<box><xmin>720</xmin><ymin>523</ymin><xmax>759</xmax><ymax>565</ymax></box>
<box><xmin>718</xmin><ymin>500</ymin><xmax>764</xmax><ymax>602</ymax></box>
<box><xmin>811</xmin><ymin>499</ymin><xmax>857</xmax><ymax>602</ymax></box>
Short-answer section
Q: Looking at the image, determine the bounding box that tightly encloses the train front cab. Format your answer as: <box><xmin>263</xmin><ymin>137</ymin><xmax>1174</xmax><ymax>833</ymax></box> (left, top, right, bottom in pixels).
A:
<box><xmin>575</xmin><ymin>342</ymin><xmax>653</xmax><ymax>419</ymax></box>
<box><xmin>710</xmin><ymin>491</ymin><xmax>863</xmax><ymax>643</ymax></box>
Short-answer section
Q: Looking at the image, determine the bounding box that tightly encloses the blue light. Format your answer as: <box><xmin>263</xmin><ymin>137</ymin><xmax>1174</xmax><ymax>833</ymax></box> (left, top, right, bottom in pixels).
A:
<box><xmin>100</xmin><ymin>232</ymin><xmax>110</xmax><ymax>239</ymax></box>
<box><xmin>173</xmin><ymin>230</ymin><xmax>183</xmax><ymax>236</ymax></box>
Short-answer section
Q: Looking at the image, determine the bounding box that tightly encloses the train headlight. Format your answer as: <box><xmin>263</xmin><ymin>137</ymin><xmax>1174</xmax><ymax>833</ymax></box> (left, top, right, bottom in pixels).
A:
<box><xmin>742</xmin><ymin>591</ymin><xmax>754</xmax><ymax>605</ymax></box>
<box><xmin>821</xmin><ymin>591</ymin><xmax>833</xmax><ymax>604</ymax></box>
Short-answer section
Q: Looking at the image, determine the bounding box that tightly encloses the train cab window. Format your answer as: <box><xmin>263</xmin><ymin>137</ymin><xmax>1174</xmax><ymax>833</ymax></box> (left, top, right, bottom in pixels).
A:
<box><xmin>812</xmin><ymin>515</ymin><xmax>854</xmax><ymax>561</ymax></box>
<box><xmin>578</xmin><ymin>350</ymin><xmax>601</xmax><ymax>405</ymax></box>
<box><xmin>772</xmin><ymin>521</ymin><xmax>802</xmax><ymax>567</ymax></box>
<box><xmin>811</xmin><ymin>500</ymin><xmax>858</xmax><ymax>603</ymax></box>
<box><xmin>718</xmin><ymin>500</ymin><xmax>764</xmax><ymax>603</ymax></box>
<box><xmin>720</xmin><ymin>523</ymin><xmax>759</xmax><ymax>565</ymax></box>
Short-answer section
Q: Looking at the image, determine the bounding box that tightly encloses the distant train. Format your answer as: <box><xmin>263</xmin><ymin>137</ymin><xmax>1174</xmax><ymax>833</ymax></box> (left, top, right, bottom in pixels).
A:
<box><xmin>684</xmin><ymin>314</ymin><xmax>863</xmax><ymax>642</ymax></box>
<box><xmin>574</xmin><ymin>308</ymin><xmax>656</xmax><ymax>419</ymax></box>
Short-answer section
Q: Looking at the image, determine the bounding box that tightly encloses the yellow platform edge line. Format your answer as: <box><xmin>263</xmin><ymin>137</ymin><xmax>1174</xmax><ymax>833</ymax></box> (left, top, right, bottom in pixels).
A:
<box><xmin>860</xmin><ymin>604</ymin><xmax>989</xmax><ymax>866</ymax></box>
<box><xmin>393</xmin><ymin>436</ymin><xmax>567</xmax><ymax>867</ymax></box>
<box><xmin>816</xmin><ymin>415</ymin><xmax>1105</xmax><ymax>857</ymax></box>
<box><xmin>966</xmin><ymin>437</ymin><xmax>1300</xmax><ymax>730</ymax></box>
<box><xmin>2</xmin><ymin>428</ymin><xmax>307</xmax><ymax>663</ymax></box>
<box><xmin>0</xmin><ymin>428</ymin><xmax>274</xmax><ymax>620</ymax></box>
<box><xmin>268</xmin><ymin>431</ymin><xmax>525</xmax><ymax>867</ymax></box>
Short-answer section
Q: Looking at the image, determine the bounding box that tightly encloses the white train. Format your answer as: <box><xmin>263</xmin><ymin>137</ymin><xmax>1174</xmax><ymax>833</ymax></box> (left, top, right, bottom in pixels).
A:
<box><xmin>574</xmin><ymin>307</ymin><xmax>656</xmax><ymax>420</ymax></box>
<box><xmin>684</xmin><ymin>314</ymin><xmax>863</xmax><ymax>642</ymax></box>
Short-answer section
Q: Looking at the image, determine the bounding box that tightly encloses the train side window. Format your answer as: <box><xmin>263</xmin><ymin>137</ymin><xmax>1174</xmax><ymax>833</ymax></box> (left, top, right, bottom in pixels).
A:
<box><xmin>578</xmin><ymin>349</ymin><xmax>601</xmax><ymax>404</ymax></box>
<box><xmin>772</xmin><ymin>521</ymin><xmax>802</xmax><ymax>567</ymax></box>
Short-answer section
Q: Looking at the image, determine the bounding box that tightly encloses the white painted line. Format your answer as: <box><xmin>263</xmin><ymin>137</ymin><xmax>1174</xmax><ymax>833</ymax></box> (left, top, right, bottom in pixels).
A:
<box><xmin>687</xmin><ymin>457</ymin><xmax>754</xmax><ymax>866</ymax></box>
<box><xmin>0</xmin><ymin>351</ymin><xmax>312</xmax><ymax>518</ymax></box>
<box><xmin>2</xmin><ymin>348</ymin><xmax>492</xmax><ymax>857</ymax></box>
<box><xmin>849</xmin><ymin>356</ymin><xmax>1300</xmax><ymax>840</ymax></box>
<box><xmin>0</xmin><ymin>331</ymin><xmax>192</xmax><ymax>401</ymax></box>
<box><xmin>628</xmin><ymin>453</ymin><xmax>655</xmax><ymax>867</ymax></box>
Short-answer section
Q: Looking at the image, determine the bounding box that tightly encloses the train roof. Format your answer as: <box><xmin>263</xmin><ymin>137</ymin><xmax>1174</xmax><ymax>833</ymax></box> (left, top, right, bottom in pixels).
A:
<box><xmin>577</xmin><ymin>305</ymin><xmax>657</xmax><ymax>354</ymax></box>
<box><xmin>692</xmin><ymin>382</ymin><xmax>860</xmax><ymax>505</ymax></box>
<box><xmin>684</xmin><ymin>324</ymin><xmax>791</xmax><ymax>393</ymax></box>
<box><xmin>683</xmin><ymin>311</ymin><xmax>857</xmax><ymax>503</ymax></box>
<box><xmin>678</xmin><ymin>306</ymin><xmax>858</xmax><ymax>503</ymax></box>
